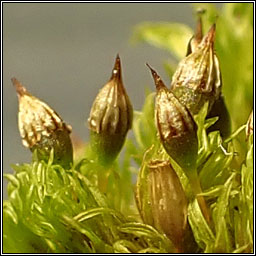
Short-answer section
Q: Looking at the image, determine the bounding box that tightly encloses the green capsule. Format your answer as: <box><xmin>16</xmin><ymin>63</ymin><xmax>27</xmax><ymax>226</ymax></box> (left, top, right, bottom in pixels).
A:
<box><xmin>88</xmin><ymin>55</ymin><xmax>133</xmax><ymax>165</ymax></box>
<box><xmin>147</xmin><ymin>64</ymin><xmax>198</xmax><ymax>171</ymax></box>
<box><xmin>171</xmin><ymin>24</ymin><xmax>221</xmax><ymax>115</ymax></box>
<box><xmin>135</xmin><ymin>159</ymin><xmax>188</xmax><ymax>252</ymax></box>
<box><xmin>12</xmin><ymin>78</ymin><xmax>73</xmax><ymax>168</ymax></box>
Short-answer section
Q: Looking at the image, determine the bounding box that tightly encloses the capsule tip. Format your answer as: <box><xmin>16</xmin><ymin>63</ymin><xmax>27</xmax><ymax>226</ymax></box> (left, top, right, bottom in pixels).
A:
<box><xmin>206</xmin><ymin>23</ymin><xmax>216</xmax><ymax>42</ymax></box>
<box><xmin>11</xmin><ymin>77</ymin><xmax>27</xmax><ymax>96</ymax></box>
<box><xmin>195</xmin><ymin>16</ymin><xmax>203</xmax><ymax>42</ymax></box>
<box><xmin>196</xmin><ymin>7</ymin><xmax>206</xmax><ymax>16</ymax></box>
<box><xmin>199</xmin><ymin>23</ymin><xmax>216</xmax><ymax>49</ymax></box>
<box><xmin>210</xmin><ymin>23</ymin><xmax>216</xmax><ymax>32</ymax></box>
<box><xmin>111</xmin><ymin>54</ymin><xmax>121</xmax><ymax>80</ymax></box>
<box><xmin>146</xmin><ymin>63</ymin><xmax>166</xmax><ymax>91</ymax></box>
<box><xmin>146</xmin><ymin>63</ymin><xmax>157</xmax><ymax>77</ymax></box>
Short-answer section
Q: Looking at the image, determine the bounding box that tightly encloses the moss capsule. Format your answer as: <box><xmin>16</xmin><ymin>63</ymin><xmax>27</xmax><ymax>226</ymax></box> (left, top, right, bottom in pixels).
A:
<box><xmin>147</xmin><ymin>64</ymin><xmax>198</xmax><ymax>171</ymax></box>
<box><xmin>12</xmin><ymin>78</ymin><xmax>73</xmax><ymax>168</ymax></box>
<box><xmin>135</xmin><ymin>159</ymin><xmax>188</xmax><ymax>252</ymax></box>
<box><xmin>88</xmin><ymin>55</ymin><xmax>133</xmax><ymax>165</ymax></box>
<box><xmin>171</xmin><ymin>24</ymin><xmax>222</xmax><ymax>115</ymax></box>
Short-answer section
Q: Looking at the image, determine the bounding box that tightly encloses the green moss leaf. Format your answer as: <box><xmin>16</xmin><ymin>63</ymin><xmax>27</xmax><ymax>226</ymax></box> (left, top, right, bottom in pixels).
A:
<box><xmin>132</xmin><ymin>22</ymin><xmax>193</xmax><ymax>59</ymax></box>
<box><xmin>188</xmin><ymin>199</ymin><xmax>215</xmax><ymax>252</ymax></box>
<box><xmin>212</xmin><ymin>173</ymin><xmax>235</xmax><ymax>253</ymax></box>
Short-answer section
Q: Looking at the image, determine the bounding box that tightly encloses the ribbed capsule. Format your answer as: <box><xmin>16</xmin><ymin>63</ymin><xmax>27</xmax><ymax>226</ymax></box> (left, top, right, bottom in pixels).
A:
<box><xmin>88</xmin><ymin>55</ymin><xmax>133</xmax><ymax>165</ymax></box>
<box><xmin>171</xmin><ymin>24</ymin><xmax>222</xmax><ymax>115</ymax></box>
<box><xmin>135</xmin><ymin>159</ymin><xmax>188</xmax><ymax>252</ymax></box>
<box><xmin>147</xmin><ymin>65</ymin><xmax>198</xmax><ymax>170</ymax></box>
<box><xmin>186</xmin><ymin>18</ymin><xmax>231</xmax><ymax>138</ymax></box>
<box><xmin>12</xmin><ymin>78</ymin><xmax>73</xmax><ymax>168</ymax></box>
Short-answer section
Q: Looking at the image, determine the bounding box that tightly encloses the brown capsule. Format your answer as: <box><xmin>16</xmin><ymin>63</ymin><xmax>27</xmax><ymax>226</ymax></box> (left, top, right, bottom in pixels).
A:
<box><xmin>135</xmin><ymin>159</ymin><xmax>188</xmax><ymax>251</ymax></box>
<box><xmin>186</xmin><ymin>19</ymin><xmax>231</xmax><ymax>138</ymax></box>
<box><xmin>88</xmin><ymin>54</ymin><xmax>133</xmax><ymax>165</ymax></box>
<box><xmin>147</xmin><ymin>66</ymin><xmax>211</xmax><ymax>223</ymax></box>
<box><xmin>147</xmin><ymin>64</ymin><xmax>198</xmax><ymax>171</ymax></box>
<box><xmin>171</xmin><ymin>24</ymin><xmax>222</xmax><ymax>115</ymax></box>
<box><xmin>12</xmin><ymin>78</ymin><xmax>73</xmax><ymax>168</ymax></box>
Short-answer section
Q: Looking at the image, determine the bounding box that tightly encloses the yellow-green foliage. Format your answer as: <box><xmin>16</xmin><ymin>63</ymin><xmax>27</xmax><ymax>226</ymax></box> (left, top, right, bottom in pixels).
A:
<box><xmin>4</xmin><ymin>3</ymin><xmax>253</xmax><ymax>253</ymax></box>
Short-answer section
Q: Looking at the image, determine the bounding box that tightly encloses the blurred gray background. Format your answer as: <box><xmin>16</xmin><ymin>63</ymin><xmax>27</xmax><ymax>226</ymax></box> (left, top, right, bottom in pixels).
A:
<box><xmin>3</xmin><ymin>3</ymin><xmax>220</xmax><ymax>198</ymax></box>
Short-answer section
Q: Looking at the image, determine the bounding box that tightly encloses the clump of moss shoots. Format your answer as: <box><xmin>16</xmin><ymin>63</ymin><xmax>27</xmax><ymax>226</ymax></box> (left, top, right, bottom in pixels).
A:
<box><xmin>3</xmin><ymin>3</ymin><xmax>253</xmax><ymax>253</ymax></box>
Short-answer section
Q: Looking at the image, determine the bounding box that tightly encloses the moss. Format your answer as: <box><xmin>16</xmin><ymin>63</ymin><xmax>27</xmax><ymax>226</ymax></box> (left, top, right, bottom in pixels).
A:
<box><xmin>4</xmin><ymin>3</ymin><xmax>253</xmax><ymax>253</ymax></box>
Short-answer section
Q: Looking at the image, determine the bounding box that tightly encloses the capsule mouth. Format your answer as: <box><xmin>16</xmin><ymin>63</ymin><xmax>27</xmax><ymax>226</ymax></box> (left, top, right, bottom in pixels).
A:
<box><xmin>146</xmin><ymin>63</ymin><xmax>166</xmax><ymax>91</ymax></box>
